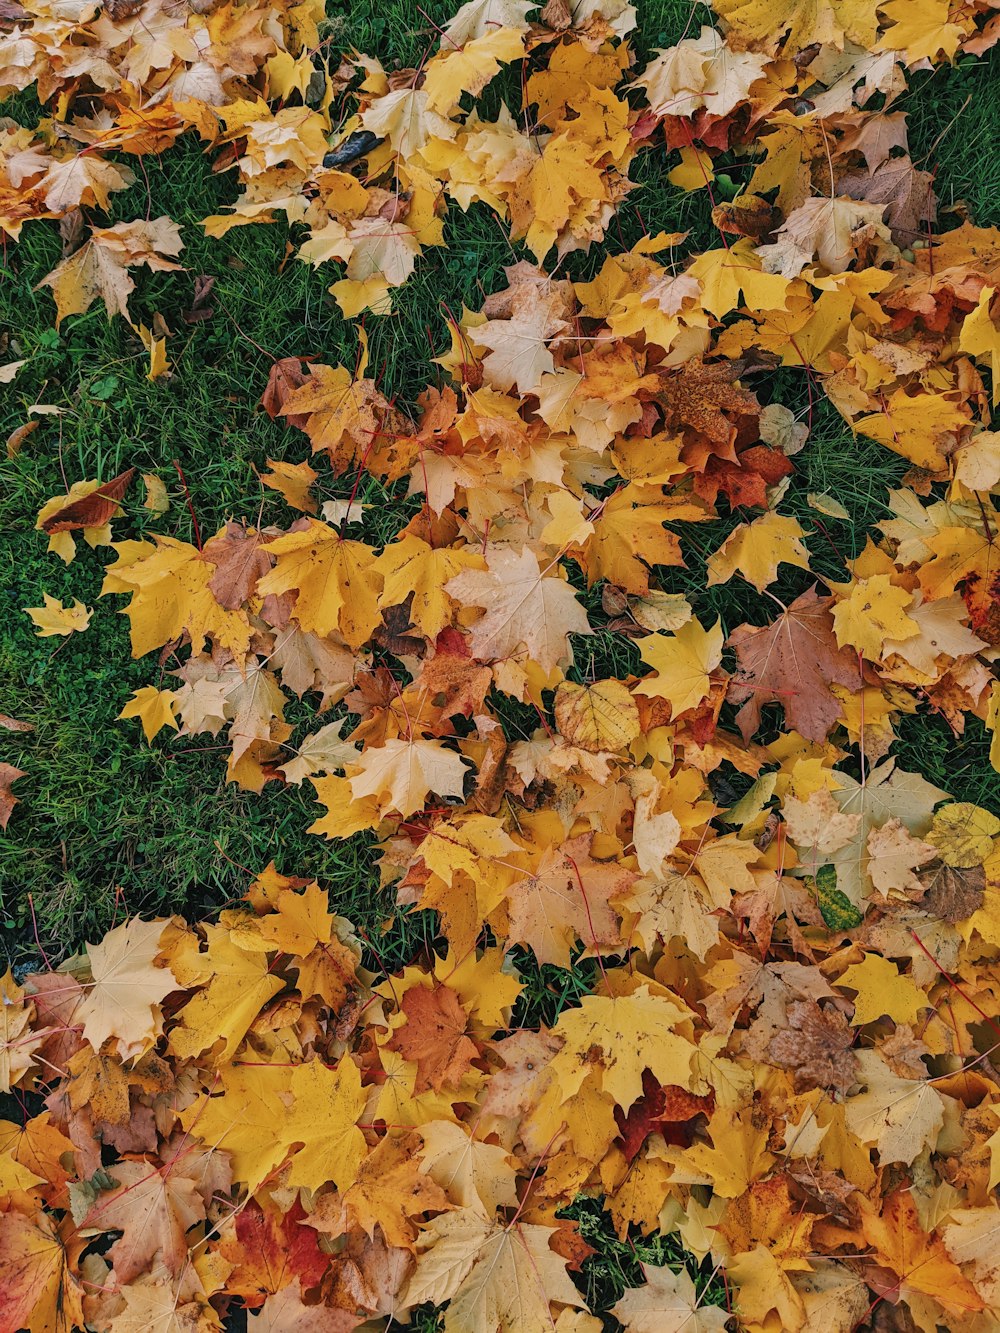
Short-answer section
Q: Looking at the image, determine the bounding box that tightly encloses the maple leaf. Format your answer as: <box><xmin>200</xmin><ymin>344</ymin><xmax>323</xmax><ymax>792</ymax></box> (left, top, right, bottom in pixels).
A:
<box><xmin>926</xmin><ymin>801</ymin><xmax>1000</xmax><ymax>867</ymax></box>
<box><xmin>257</xmin><ymin>457</ymin><xmax>317</xmax><ymax>514</ymax></box>
<box><xmin>758</xmin><ymin>196</ymin><xmax>891</xmax><ymax>277</ymax></box>
<box><xmin>546</xmin><ymin>987</ymin><xmax>698</xmax><ymax>1112</ymax></box>
<box><xmin>217</xmin><ymin>1198</ymin><xmax>327</xmax><ymax>1309</ymax></box>
<box><xmin>726</xmin><ymin>588</ymin><xmax>863</xmax><ymax>742</ymax></box>
<box><xmin>202</xmin><ymin>522</ymin><xmax>273</xmax><ymax>610</ymax></box>
<box><xmin>861</xmin><ymin>1191</ymin><xmax>985</xmax><ymax>1319</ymax></box>
<box><xmin>278</xmin><ymin>365</ymin><xmax>392</xmax><ymax>468</ymax></box>
<box><xmin>505</xmin><ymin>834</ymin><xmax>633</xmax><ymax>968</ymax></box>
<box><xmin>0</xmin><ymin>971</ymin><xmax>42</xmax><ymax>1094</ymax></box>
<box><xmin>118</xmin><ymin>685</ymin><xmax>180</xmax><ymax>743</ymax></box>
<box><xmin>835</xmin><ymin>952</ymin><xmax>929</xmax><ymax>1025</ymax></box>
<box><xmin>35</xmin><ymin>469</ymin><xmax>135</xmax><ymax>562</ymax></box>
<box><xmin>844</xmin><ymin>1049</ymin><xmax>945</xmax><ymax>1164</ymax></box>
<box><xmin>104</xmin><ymin>534</ymin><xmax>254</xmax><ymax>661</ymax></box>
<box><xmin>854</xmin><ymin>389</ymin><xmax>969</xmax><ymax>471</ymax></box>
<box><xmin>258</xmin><ymin>522</ymin><xmax>382</xmax><ymax>648</ymax></box>
<box><xmin>280</xmin><ymin>721</ymin><xmax>358</xmax><ymax>786</ymax></box>
<box><xmin>707</xmin><ymin>511</ymin><xmax>811</xmax><ymax>592</ymax></box>
<box><xmin>82</xmin><ymin>1159</ymin><xmax>207</xmax><ymax>1284</ymax></box>
<box><xmin>581</xmin><ymin>487</ymin><xmax>687</xmax><ymax>594</ymax></box>
<box><xmin>168</xmin><ymin>927</ymin><xmax>285</xmax><ymax>1065</ymax></box>
<box><xmin>865</xmin><ymin>818</ymin><xmax>936</xmax><ymax>895</ymax></box>
<box><xmin>553</xmin><ymin>679</ymin><xmax>639</xmax><ymax>752</ymax></box>
<box><xmin>837</xmin><ymin>157</ymin><xmax>937</xmax><ymax>242</ymax></box>
<box><xmin>278</xmin><ymin>1056</ymin><xmax>368</xmax><ymax>1191</ymax></box>
<box><xmin>330</xmin><ymin>1131</ymin><xmax>451</xmax><ymax>1250</ymax></box>
<box><xmin>386</xmin><ymin>984</ymin><xmax>479</xmax><ymax>1093</ymax></box>
<box><xmin>713</xmin><ymin>0</ymin><xmax>879</xmax><ymax>53</ymax></box>
<box><xmin>658</xmin><ymin>357</ymin><xmax>761</xmax><ymax>451</ymax></box>
<box><xmin>423</xmin><ymin>28</ymin><xmax>526</xmax><ymax>114</ymax></box>
<box><xmin>0</xmin><ymin>764</ymin><xmax>26</xmax><ymax>832</ymax></box>
<box><xmin>612</xmin><ymin>1264</ymin><xmax>729</xmax><ymax>1332</ymax></box>
<box><xmin>473</xmin><ymin>299</ymin><xmax>568</xmax><ymax>394</ymax></box>
<box><xmin>782</xmin><ymin>788</ymin><xmax>862</xmax><ymax>857</ymax></box>
<box><xmin>246</xmin><ymin>1282</ymin><xmax>350</xmax><ymax>1331</ymax></box>
<box><xmin>360</xmin><ymin>87</ymin><xmax>456</xmax><ymax>160</ymax></box>
<box><xmin>404</xmin><ymin>1212</ymin><xmax>585</xmax><ymax>1328</ymax></box>
<box><xmin>177</xmin><ymin>1064</ymin><xmax>290</xmax><ymax>1193</ymax></box>
<box><xmin>76</xmin><ymin>918</ymin><xmax>178</xmax><ymax>1060</ymax></box>
<box><xmin>0</xmin><ymin>1209</ymin><xmax>85</xmax><ymax>1333</ymax></box>
<box><xmin>446</xmin><ymin>545</ymin><xmax>591</xmax><ymax>675</ymax></box>
<box><xmin>831</xmin><ymin>575</ymin><xmax>919</xmax><ymax>659</ymax></box>
<box><xmin>348</xmin><ymin>737</ymin><xmax>469</xmax><ymax>819</ymax></box>
<box><xmin>374</xmin><ymin>536</ymin><xmax>485</xmax><ymax>638</ymax></box>
<box><xmin>24</xmin><ymin>594</ymin><xmax>91</xmax><ymax>637</ymax></box>
<box><xmin>634</xmin><ymin>618</ymin><xmax>723</xmax><ymax>717</ymax></box>
<box><xmin>417</xmin><ymin>1120</ymin><xmax>519</xmax><ymax>1216</ymax></box>
<box><xmin>768</xmin><ymin>999</ymin><xmax>857</xmax><ymax>1093</ymax></box>
<box><xmin>38</xmin><ymin>218</ymin><xmax>181</xmax><ymax>324</ymax></box>
<box><xmin>442</xmin><ymin>0</ymin><xmax>535</xmax><ymax>44</ymax></box>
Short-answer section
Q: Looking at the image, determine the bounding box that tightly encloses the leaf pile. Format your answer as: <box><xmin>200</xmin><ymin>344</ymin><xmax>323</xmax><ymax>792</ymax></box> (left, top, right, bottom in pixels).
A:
<box><xmin>6</xmin><ymin>0</ymin><xmax>1000</xmax><ymax>1330</ymax></box>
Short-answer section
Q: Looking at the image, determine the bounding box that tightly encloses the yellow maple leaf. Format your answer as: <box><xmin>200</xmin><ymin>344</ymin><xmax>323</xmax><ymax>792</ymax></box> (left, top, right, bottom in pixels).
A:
<box><xmin>422</xmin><ymin>27</ymin><xmax>525</xmax><ymax>114</ymax></box>
<box><xmin>876</xmin><ymin>0</ymin><xmax>968</xmax><ymax>63</ymax></box>
<box><xmin>168</xmin><ymin>927</ymin><xmax>285</xmax><ymax>1065</ymax></box>
<box><xmin>76</xmin><ymin>918</ymin><xmax>178</xmax><ymax>1060</ymax></box>
<box><xmin>278</xmin><ymin>1056</ymin><xmax>368</xmax><ymax>1190</ymax></box>
<box><xmin>257</xmin><ymin>882</ymin><xmax>333</xmax><ymax>957</ymax></box>
<box><xmin>178</xmin><ymin>1062</ymin><xmax>290</xmax><ymax>1191</ymax></box>
<box><xmin>836</xmin><ymin>953</ymin><xmax>929</xmax><ymax>1026</ymax></box>
<box><xmin>105</xmin><ymin>534</ymin><xmax>253</xmax><ymax>660</ymax></box>
<box><xmin>855</xmin><ymin>389</ymin><xmax>969</xmax><ymax>471</ymax></box>
<box><xmin>258</xmin><ymin>521</ymin><xmax>382</xmax><ymax>648</ymax></box>
<box><xmin>714</xmin><ymin>0</ymin><xmax>879</xmax><ymax>54</ymax></box>
<box><xmin>118</xmin><ymin>685</ymin><xmax>180</xmax><ymax>743</ymax></box>
<box><xmin>348</xmin><ymin>737</ymin><xmax>469</xmax><ymax>819</ymax></box>
<box><xmin>373</xmin><ymin>535</ymin><xmax>485</xmax><ymax>638</ymax></box>
<box><xmin>24</xmin><ymin>594</ymin><xmax>91</xmax><ymax>638</ymax></box>
<box><xmin>546</xmin><ymin>987</ymin><xmax>699</xmax><ymax>1111</ymax></box>
<box><xmin>831</xmin><ymin>575</ymin><xmax>919</xmax><ymax>660</ymax></box>
<box><xmin>553</xmin><ymin>679</ymin><xmax>640</xmax><ymax>753</ymax></box>
<box><xmin>926</xmin><ymin>802</ymin><xmax>1000</xmax><ymax>868</ymax></box>
<box><xmin>707</xmin><ymin>511</ymin><xmax>811</xmax><ymax>592</ymax></box>
<box><xmin>257</xmin><ymin>458</ymin><xmax>318</xmax><ymax>514</ymax></box>
<box><xmin>634</xmin><ymin>618</ymin><xmax>723</xmax><ymax>716</ymax></box>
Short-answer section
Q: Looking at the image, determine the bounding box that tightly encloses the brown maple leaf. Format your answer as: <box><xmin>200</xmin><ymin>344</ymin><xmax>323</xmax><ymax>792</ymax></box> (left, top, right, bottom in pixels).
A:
<box><xmin>657</xmin><ymin>357</ymin><xmax>762</xmax><ymax>452</ymax></box>
<box><xmin>767</xmin><ymin>1000</ymin><xmax>858</xmax><ymax>1094</ymax></box>
<box><xmin>261</xmin><ymin>356</ymin><xmax>312</xmax><ymax>426</ymax></box>
<box><xmin>837</xmin><ymin>158</ymin><xmax>937</xmax><ymax>244</ymax></box>
<box><xmin>917</xmin><ymin>859</ymin><xmax>986</xmax><ymax>923</ymax></box>
<box><xmin>40</xmin><ymin>468</ymin><xmax>135</xmax><ymax>533</ymax></box>
<box><xmin>203</xmin><ymin>522</ymin><xmax>274</xmax><ymax>610</ymax></box>
<box><xmin>385</xmin><ymin>985</ymin><xmax>479</xmax><ymax>1093</ymax></box>
<box><xmin>0</xmin><ymin>763</ymin><xmax>26</xmax><ymax>830</ymax></box>
<box><xmin>726</xmin><ymin>587</ymin><xmax>866</xmax><ymax>742</ymax></box>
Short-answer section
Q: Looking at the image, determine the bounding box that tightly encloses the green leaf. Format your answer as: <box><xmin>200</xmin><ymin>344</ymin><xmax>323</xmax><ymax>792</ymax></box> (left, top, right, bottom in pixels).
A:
<box><xmin>814</xmin><ymin>864</ymin><xmax>863</xmax><ymax>931</ymax></box>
